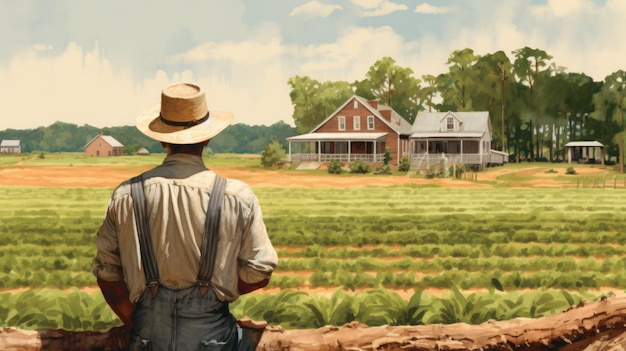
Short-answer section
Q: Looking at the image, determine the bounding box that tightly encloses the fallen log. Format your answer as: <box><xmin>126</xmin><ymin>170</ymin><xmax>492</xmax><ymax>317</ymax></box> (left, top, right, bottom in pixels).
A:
<box><xmin>2</xmin><ymin>294</ymin><xmax>626</xmax><ymax>351</ymax></box>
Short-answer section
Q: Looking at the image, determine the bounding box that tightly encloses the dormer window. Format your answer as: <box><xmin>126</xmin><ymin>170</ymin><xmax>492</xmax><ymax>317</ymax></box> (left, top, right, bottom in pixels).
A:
<box><xmin>446</xmin><ymin>117</ymin><xmax>455</xmax><ymax>131</ymax></box>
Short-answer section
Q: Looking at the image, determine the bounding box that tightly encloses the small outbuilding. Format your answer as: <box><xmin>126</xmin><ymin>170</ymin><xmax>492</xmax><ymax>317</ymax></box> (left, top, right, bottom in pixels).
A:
<box><xmin>136</xmin><ymin>147</ymin><xmax>150</xmax><ymax>156</ymax></box>
<box><xmin>84</xmin><ymin>133</ymin><xmax>124</xmax><ymax>157</ymax></box>
<box><xmin>564</xmin><ymin>141</ymin><xmax>605</xmax><ymax>165</ymax></box>
<box><xmin>0</xmin><ymin>140</ymin><xmax>21</xmax><ymax>154</ymax></box>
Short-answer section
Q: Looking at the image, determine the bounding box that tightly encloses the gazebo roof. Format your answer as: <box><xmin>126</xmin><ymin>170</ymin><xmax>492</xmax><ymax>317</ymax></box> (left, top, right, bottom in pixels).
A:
<box><xmin>564</xmin><ymin>141</ymin><xmax>604</xmax><ymax>147</ymax></box>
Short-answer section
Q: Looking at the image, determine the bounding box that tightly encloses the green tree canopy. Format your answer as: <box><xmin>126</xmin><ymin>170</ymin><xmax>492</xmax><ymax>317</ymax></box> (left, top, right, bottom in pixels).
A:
<box><xmin>288</xmin><ymin>76</ymin><xmax>353</xmax><ymax>133</ymax></box>
<box><xmin>591</xmin><ymin>70</ymin><xmax>626</xmax><ymax>172</ymax></box>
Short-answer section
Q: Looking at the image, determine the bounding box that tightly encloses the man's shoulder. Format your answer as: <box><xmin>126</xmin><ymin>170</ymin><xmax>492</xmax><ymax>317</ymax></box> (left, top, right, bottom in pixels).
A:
<box><xmin>109</xmin><ymin>179</ymin><xmax>133</xmax><ymax>199</ymax></box>
<box><xmin>223</xmin><ymin>177</ymin><xmax>257</xmax><ymax>204</ymax></box>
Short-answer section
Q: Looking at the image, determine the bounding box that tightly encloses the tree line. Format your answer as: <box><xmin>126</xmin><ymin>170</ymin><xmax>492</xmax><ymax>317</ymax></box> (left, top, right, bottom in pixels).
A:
<box><xmin>0</xmin><ymin>121</ymin><xmax>297</xmax><ymax>155</ymax></box>
<box><xmin>288</xmin><ymin>48</ymin><xmax>626</xmax><ymax>171</ymax></box>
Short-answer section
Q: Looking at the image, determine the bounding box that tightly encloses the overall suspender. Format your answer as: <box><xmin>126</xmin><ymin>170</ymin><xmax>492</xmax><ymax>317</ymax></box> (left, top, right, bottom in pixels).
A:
<box><xmin>198</xmin><ymin>175</ymin><xmax>227</xmax><ymax>296</ymax></box>
<box><xmin>130</xmin><ymin>174</ymin><xmax>227</xmax><ymax>297</ymax></box>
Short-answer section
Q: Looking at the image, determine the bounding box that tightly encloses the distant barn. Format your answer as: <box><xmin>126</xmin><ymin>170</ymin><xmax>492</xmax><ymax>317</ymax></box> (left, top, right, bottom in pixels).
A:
<box><xmin>84</xmin><ymin>133</ymin><xmax>124</xmax><ymax>157</ymax></box>
<box><xmin>0</xmin><ymin>140</ymin><xmax>21</xmax><ymax>154</ymax></box>
<box><xmin>136</xmin><ymin>147</ymin><xmax>150</xmax><ymax>156</ymax></box>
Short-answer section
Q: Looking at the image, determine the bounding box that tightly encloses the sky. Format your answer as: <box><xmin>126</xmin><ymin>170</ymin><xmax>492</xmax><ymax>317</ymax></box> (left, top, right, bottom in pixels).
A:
<box><xmin>0</xmin><ymin>0</ymin><xmax>624</xmax><ymax>130</ymax></box>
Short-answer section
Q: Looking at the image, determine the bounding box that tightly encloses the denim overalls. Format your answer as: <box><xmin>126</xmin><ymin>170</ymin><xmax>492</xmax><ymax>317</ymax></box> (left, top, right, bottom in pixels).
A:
<box><xmin>128</xmin><ymin>175</ymin><xmax>237</xmax><ymax>351</ymax></box>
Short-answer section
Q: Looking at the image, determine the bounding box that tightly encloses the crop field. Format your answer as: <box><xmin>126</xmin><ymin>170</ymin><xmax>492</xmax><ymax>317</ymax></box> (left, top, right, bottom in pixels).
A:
<box><xmin>1</xmin><ymin>154</ymin><xmax>625</xmax><ymax>330</ymax></box>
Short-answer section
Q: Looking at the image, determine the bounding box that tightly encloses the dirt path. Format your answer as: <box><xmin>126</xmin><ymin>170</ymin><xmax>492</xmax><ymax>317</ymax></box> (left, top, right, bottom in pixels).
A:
<box><xmin>0</xmin><ymin>163</ymin><xmax>615</xmax><ymax>189</ymax></box>
<box><xmin>0</xmin><ymin>164</ymin><xmax>491</xmax><ymax>188</ymax></box>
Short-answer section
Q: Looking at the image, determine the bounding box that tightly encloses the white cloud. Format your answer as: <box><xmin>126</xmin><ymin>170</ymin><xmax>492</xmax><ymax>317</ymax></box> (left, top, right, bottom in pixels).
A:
<box><xmin>167</xmin><ymin>38</ymin><xmax>284</xmax><ymax>66</ymax></box>
<box><xmin>32</xmin><ymin>44</ymin><xmax>53</xmax><ymax>52</ymax></box>
<box><xmin>296</xmin><ymin>26</ymin><xmax>418</xmax><ymax>81</ymax></box>
<box><xmin>414</xmin><ymin>3</ymin><xmax>453</xmax><ymax>15</ymax></box>
<box><xmin>289</xmin><ymin>1</ymin><xmax>343</xmax><ymax>17</ymax></box>
<box><xmin>530</xmin><ymin>0</ymin><xmax>594</xmax><ymax>18</ymax></box>
<box><xmin>351</xmin><ymin>0</ymin><xmax>381</xmax><ymax>9</ymax></box>
<box><xmin>0</xmin><ymin>41</ymin><xmax>294</xmax><ymax>130</ymax></box>
<box><xmin>352</xmin><ymin>0</ymin><xmax>407</xmax><ymax>17</ymax></box>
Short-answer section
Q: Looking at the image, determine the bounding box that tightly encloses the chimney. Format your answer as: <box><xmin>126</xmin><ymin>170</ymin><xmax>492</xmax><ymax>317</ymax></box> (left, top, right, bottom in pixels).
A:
<box><xmin>380</xmin><ymin>110</ymin><xmax>392</xmax><ymax>122</ymax></box>
<box><xmin>368</xmin><ymin>100</ymin><xmax>378</xmax><ymax>109</ymax></box>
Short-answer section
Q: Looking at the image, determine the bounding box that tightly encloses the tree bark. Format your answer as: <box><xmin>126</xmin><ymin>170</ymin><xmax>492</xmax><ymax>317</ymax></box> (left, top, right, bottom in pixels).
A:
<box><xmin>3</xmin><ymin>295</ymin><xmax>626</xmax><ymax>351</ymax></box>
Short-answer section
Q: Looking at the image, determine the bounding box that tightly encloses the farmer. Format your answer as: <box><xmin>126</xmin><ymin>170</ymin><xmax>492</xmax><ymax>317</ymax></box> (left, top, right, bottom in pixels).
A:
<box><xmin>92</xmin><ymin>82</ymin><xmax>278</xmax><ymax>350</ymax></box>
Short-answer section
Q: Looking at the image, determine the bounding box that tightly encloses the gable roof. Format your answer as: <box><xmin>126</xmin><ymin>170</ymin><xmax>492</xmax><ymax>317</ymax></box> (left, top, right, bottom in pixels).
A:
<box><xmin>411</xmin><ymin>111</ymin><xmax>490</xmax><ymax>138</ymax></box>
<box><xmin>311</xmin><ymin>95</ymin><xmax>413</xmax><ymax>135</ymax></box>
<box><xmin>84</xmin><ymin>134</ymin><xmax>124</xmax><ymax>149</ymax></box>
<box><xmin>0</xmin><ymin>140</ymin><xmax>20</xmax><ymax>147</ymax></box>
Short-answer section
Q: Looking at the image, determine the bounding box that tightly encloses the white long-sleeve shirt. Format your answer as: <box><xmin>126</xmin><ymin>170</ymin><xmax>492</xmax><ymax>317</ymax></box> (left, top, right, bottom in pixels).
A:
<box><xmin>92</xmin><ymin>153</ymin><xmax>278</xmax><ymax>303</ymax></box>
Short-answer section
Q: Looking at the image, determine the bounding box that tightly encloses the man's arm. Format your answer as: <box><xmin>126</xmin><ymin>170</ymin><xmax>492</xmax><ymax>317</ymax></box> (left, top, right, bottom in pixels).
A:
<box><xmin>238</xmin><ymin>277</ymin><xmax>270</xmax><ymax>295</ymax></box>
<box><xmin>97</xmin><ymin>278</ymin><xmax>135</xmax><ymax>328</ymax></box>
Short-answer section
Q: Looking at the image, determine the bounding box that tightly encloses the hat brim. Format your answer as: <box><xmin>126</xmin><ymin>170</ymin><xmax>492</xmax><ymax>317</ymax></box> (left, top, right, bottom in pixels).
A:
<box><xmin>136</xmin><ymin>104</ymin><xmax>234</xmax><ymax>144</ymax></box>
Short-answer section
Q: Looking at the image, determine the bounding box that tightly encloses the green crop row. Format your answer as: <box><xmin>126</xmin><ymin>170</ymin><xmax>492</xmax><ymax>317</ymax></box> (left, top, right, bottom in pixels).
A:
<box><xmin>2</xmin><ymin>186</ymin><xmax>626</xmax><ymax>291</ymax></box>
<box><xmin>300</xmin><ymin>268</ymin><xmax>626</xmax><ymax>291</ymax></box>
<box><xmin>278</xmin><ymin>255</ymin><xmax>626</xmax><ymax>275</ymax></box>
<box><xmin>278</xmin><ymin>243</ymin><xmax>626</xmax><ymax>259</ymax></box>
<box><xmin>0</xmin><ymin>287</ymin><xmax>606</xmax><ymax>331</ymax></box>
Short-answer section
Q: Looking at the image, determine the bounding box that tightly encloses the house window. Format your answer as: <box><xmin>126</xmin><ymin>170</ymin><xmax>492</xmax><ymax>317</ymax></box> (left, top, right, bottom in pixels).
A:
<box><xmin>336</xmin><ymin>142</ymin><xmax>348</xmax><ymax>154</ymax></box>
<box><xmin>353</xmin><ymin>100</ymin><xmax>358</xmax><ymax>109</ymax></box>
<box><xmin>353</xmin><ymin>116</ymin><xmax>360</xmax><ymax>130</ymax></box>
<box><xmin>446</xmin><ymin>117</ymin><xmax>454</xmax><ymax>130</ymax></box>
<box><xmin>338</xmin><ymin>116</ymin><xmax>346</xmax><ymax>131</ymax></box>
<box><xmin>367</xmin><ymin>116</ymin><xmax>375</xmax><ymax>130</ymax></box>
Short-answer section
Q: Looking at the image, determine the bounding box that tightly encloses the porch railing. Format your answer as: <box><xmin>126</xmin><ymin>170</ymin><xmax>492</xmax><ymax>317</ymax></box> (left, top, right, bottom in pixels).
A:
<box><xmin>410</xmin><ymin>153</ymin><xmax>491</xmax><ymax>169</ymax></box>
<box><xmin>289</xmin><ymin>153</ymin><xmax>385</xmax><ymax>163</ymax></box>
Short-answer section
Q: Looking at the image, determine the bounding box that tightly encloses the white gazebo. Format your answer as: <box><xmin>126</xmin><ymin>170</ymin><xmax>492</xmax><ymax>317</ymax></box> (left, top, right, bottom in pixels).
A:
<box><xmin>564</xmin><ymin>141</ymin><xmax>605</xmax><ymax>165</ymax></box>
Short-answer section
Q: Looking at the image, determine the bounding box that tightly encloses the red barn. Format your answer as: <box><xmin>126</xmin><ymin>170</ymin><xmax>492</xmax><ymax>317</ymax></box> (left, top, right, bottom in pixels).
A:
<box><xmin>84</xmin><ymin>133</ymin><xmax>124</xmax><ymax>157</ymax></box>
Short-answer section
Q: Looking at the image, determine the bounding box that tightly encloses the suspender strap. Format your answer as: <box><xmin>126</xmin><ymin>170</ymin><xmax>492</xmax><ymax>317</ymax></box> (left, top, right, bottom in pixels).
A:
<box><xmin>198</xmin><ymin>175</ymin><xmax>227</xmax><ymax>296</ymax></box>
<box><xmin>130</xmin><ymin>175</ymin><xmax>160</xmax><ymax>297</ymax></box>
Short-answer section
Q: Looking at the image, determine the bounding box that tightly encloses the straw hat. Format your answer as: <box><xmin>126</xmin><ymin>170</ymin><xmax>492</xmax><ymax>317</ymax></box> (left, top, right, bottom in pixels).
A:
<box><xmin>136</xmin><ymin>83</ymin><xmax>233</xmax><ymax>144</ymax></box>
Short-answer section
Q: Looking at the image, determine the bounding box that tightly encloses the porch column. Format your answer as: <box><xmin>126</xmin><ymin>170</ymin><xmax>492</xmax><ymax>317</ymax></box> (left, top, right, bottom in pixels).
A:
<box><xmin>567</xmin><ymin>147</ymin><xmax>572</xmax><ymax>164</ymax></box>
<box><xmin>348</xmin><ymin>141</ymin><xmax>351</xmax><ymax>162</ymax></box>
<box><xmin>317</xmin><ymin>141</ymin><xmax>321</xmax><ymax>162</ymax></box>
<box><xmin>373</xmin><ymin>141</ymin><xmax>377</xmax><ymax>162</ymax></box>
<box><xmin>461</xmin><ymin>139</ymin><xmax>464</xmax><ymax>163</ymax></box>
<box><xmin>601</xmin><ymin>148</ymin><xmax>605</xmax><ymax>165</ymax></box>
<box><xmin>288</xmin><ymin>141</ymin><xmax>292</xmax><ymax>162</ymax></box>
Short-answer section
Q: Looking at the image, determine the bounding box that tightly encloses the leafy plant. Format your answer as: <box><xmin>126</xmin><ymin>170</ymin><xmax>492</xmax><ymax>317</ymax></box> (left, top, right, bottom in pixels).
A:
<box><xmin>398</xmin><ymin>156</ymin><xmax>410</xmax><ymax>172</ymax></box>
<box><xmin>328</xmin><ymin>160</ymin><xmax>343</xmax><ymax>174</ymax></box>
<box><xmin>303</xmin><ymin>289</ymin><xmax>354</xmax><ymax>328</ymax></box>
<box><xmin>383</xmin><ymin>148</ymin><xmax>392</xmax><ymax>165</ymax></box>
<box><xmin>566</xmin><ymin>166</ymin><xmax>577</xmax><ymax>175</ymax></box>
<box><xmin>373</xmin><ymin>164</ymin><xmax>392</xmax><ymax>174</ymax></box>
<box><xmin>349</xmin><ymin>160</ymin><xmax>371</xmax><ymax>174</ymax></box>
<box><xmin>260</xmin><ymin>139</ymin><xmax>286</xmax><ymax>168</ymax></box>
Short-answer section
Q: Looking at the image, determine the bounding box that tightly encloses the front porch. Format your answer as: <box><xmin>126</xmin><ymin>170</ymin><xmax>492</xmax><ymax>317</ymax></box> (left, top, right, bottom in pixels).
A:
<box><xmin>409</xmin><ymin>137</ymin><xmax>498</xmax><ymax>170</ymax></box>
<box><xmin>287</xmin><ymin>132</ymin><xmax>388</xmax><ymax>164</ymax></box>
<box><xmin>410</xmin><ymin>152</ymin><xmax>494</xmax><ymax>170</ymax></box>
<box><xmin>290</xmin><ymin>153</ymin><xmax>386</xmax><ymax>163</ymax></box>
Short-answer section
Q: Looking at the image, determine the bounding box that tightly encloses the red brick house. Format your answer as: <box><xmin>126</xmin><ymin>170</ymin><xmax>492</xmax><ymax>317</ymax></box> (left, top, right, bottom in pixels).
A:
<box><xmin>84</xmin><ymin>133</ymin><xmax>124</xmax><ymax>157</ymax></box>
<box><xmin>287</xmin><ymin>96</ymin><xmax>413</xmax><ymax>166</ymax></box>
